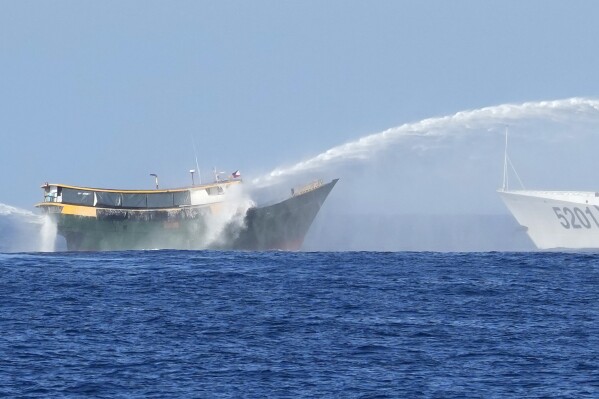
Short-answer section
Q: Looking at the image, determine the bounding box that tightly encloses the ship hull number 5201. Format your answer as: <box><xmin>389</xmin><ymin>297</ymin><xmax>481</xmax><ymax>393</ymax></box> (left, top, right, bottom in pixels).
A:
<box><xmin>553</xmin><ymin>206</ymin><xmax>599</xmax><ymax>229</ymax></box>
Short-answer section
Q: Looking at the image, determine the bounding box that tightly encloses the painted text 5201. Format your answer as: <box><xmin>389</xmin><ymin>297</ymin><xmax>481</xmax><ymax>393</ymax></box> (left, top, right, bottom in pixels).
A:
<box><xmin>553</xmin><ymin>206</ymin><xmax>599</xmax><ymax>229</ymax></box>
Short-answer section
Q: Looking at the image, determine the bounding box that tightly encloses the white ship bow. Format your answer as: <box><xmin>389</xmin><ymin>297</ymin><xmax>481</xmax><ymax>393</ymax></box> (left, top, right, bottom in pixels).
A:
<box><xmin>499</xmin><ymin>189</ymin><xmax>599</xmax><ymax>249</ymax></box>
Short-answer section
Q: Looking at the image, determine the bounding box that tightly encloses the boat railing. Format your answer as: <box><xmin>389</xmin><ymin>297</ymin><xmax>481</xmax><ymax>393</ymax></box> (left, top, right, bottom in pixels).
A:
<box><xmin>291</xmin><ymin>179</ymin><xmax>323</xmax><ymax>197</ymax></box>
<box><xmin>44</xmin><ymin>194</ymin><xmax>59</xmax><ymax>203</ymax></box>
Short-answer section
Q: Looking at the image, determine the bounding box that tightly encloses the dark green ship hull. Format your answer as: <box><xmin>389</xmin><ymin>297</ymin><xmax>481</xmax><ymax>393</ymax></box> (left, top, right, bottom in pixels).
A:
<box><xmin>48</xmin><ymin>179</ymin><xmax>338</xmax><ymax>251</ymax></box>
<box><xmin>219</xmin><ymin>179</ymin><xmax>338</xmax><ymax>250</ymax></box>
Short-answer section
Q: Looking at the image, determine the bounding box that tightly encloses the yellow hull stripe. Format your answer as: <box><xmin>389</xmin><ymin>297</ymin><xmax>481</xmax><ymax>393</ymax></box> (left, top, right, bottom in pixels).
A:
<box><xmin>61</xmin><ymin>204</ymin><xmax>97</xmax><ymax>217</ymax></box>
<box><xmin>37</xmin><ymin>203</ymin><xmax>97</xmax><ymax>218</ymax></box>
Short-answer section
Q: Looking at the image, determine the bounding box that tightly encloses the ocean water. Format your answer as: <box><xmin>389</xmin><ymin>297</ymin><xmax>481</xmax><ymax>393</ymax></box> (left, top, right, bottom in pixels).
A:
<box><xmin>1</xmin><ymin>251</ymin><xmax>598</xmax><ymax>398</ymax></box>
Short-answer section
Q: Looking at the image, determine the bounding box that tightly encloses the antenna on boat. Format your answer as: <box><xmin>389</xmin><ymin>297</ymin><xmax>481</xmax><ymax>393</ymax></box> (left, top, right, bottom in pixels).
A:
<box><xmin>501</xmin><ymin>127</ymin><xmax>526</xmax><ymax>191</ymax></box>
<box><xmin>150</xmin><ymin>173</ymin><xmax>159</xmax><ymax>190</ymax></box>
<box><xmin>191</xmin><ymin>135</ymin><xmax>201</xmax><ymax>185</ymax></box>
<box><xmin>189</xmin><ymin>169</ymin><xmax>196</xmax><ymax>186</ymax></box>
<box><xmin>502</xmin><ymin>126</ymin><xmax>509</xmax><ymax>191</ymax></box>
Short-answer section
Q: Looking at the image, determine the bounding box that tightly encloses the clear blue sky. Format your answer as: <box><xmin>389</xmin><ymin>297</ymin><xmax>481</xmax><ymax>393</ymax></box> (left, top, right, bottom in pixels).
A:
<box><xmin>1</xmin><ymin>1</ymin><xmax>598</xmax><ymax>208</ymax></box>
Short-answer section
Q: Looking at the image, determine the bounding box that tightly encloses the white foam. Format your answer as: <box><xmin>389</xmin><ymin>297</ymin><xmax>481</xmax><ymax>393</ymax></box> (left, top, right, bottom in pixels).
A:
<box><xmin>0</xmin><ymin>203</ymin><xmax>42</xmax><ymax>223</ymax></box>
<box><xmin>39</xmin><ymin>214</ymin><xmax>57</xmax><ymax>252</ymax></box>
<box><xmin>0</xmin><ymin>203</ymin><xmax>48</xmax><ymax>252</ymax></box>
<box><xmin>203</xmin><ymin>184</ymin><xmax>255</xmax><ymax>247</ymax></box>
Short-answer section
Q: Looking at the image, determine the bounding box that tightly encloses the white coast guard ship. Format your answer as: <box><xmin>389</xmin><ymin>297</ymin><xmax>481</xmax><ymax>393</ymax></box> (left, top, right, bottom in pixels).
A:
<box><xmin>499</xmin><ymin>189</ymin><xmax>599</xmax><ymax>249</ymax></box>
<box><xmin>498</xmin><ymin>133</ymin><xmax>599</xmax><ymax>249</ymax></box>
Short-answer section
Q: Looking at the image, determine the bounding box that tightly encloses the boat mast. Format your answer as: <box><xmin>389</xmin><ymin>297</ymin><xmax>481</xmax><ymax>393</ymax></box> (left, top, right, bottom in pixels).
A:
<box><xmin>502</xmin><ymin>126</ymin><xmax>509</xmax><ymax>191</ymax></box>
<box><xmin>501</xmin><ymin>127</ymin><xmax>526</xmax><ymax>191</ymax></box>
<box><xmin>191</xmin><ymin>135</ymin><xmax>201</xmax><ymax>185</ymax></box>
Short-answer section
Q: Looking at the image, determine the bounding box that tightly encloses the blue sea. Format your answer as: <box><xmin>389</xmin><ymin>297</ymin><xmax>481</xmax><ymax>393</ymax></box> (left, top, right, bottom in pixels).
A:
<box><xmin>1</xmin><ymin>251</ymin><xmax>598</xmax><ymax>398</ymax></box>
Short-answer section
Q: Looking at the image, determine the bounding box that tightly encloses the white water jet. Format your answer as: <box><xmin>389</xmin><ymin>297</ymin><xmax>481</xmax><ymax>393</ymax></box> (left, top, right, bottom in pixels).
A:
<box><xmin>249</xmin><ymin>97</ymin><xmax>599</xmax><ymax>251</ymax></box>
<box><xmin>0</xmin><ymin>202</ymin><xmax>46</xmax><ymax>252</ymax></box>
<box><xmin>0</xmin><ymin>203</ymin><xmax>42</xmax><ymax>223</ymax></box>
<box><xmin>39</xmin><ymin>214</ymin><xmax>57</xmax><ymax>252</ymax></box>
<box><xmin>252</xmin><ymin>97</ymin><xmax>599</xmax><ymax>188</ymax></box>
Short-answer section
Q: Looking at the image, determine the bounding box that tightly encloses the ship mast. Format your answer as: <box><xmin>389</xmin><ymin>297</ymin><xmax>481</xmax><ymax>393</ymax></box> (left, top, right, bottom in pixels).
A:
<box><xmin>502</xmin><ymin>127</ymin><xmax>509</xmax><ymax>191</ymax></box>
<box><xmin>501</xmin><ymin>127</ymin><xmax>526</xmax><ymax>191</ymax></box>
<box><xmin>191</xmin><ymin>135</ymin><xmax>202</xmax><ymax>185</ymax></box>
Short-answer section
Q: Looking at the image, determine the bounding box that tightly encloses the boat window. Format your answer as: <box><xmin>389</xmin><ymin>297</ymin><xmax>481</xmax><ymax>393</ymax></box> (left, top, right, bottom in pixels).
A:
<box><xmin>173</xmin><ymin>191</ymin><xmax>191</xmax><ymax>206</ymax></box>
<box><xmin>147</xmin><ymin>192</ymin><xmax>174</xmax><ymax>208</ymax></box>
<box><xmin>206</xmin><ymin>186</ymin><xmax>224</xmax><ymax>196</ymax></box>
<box><xmin>43</xmin><ymin>186</ymin><xmax>59</xmax><ymax>203</ymax></box>
<box><xmin>96</xmin><ymin>192</ymin><xmax>122</xmax><ymax>207</ymax></box>
<box><xmin>62</xmin><ymin>188</ymin><xmax>94</xmax><ymax>206</ymax></box>
<box><xmin>122</xmin><ymin>193</ymin><xmax>147</xmax><ymax>208</ymax></box>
